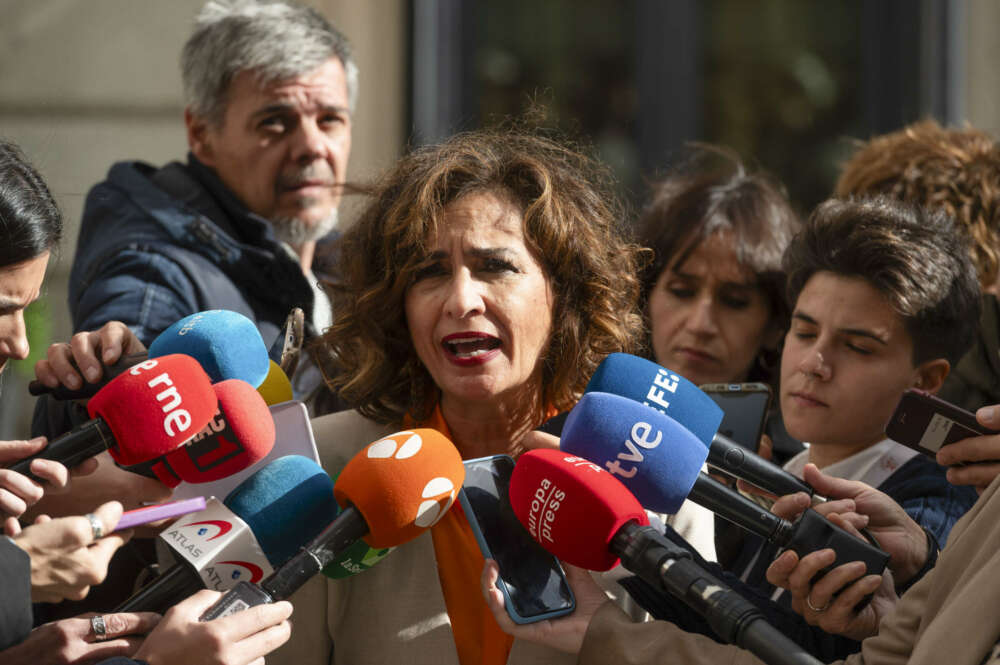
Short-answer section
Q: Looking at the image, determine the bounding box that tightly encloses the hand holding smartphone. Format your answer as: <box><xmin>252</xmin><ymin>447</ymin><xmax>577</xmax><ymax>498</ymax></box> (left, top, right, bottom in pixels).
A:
<box><xmin>886</xmin><ymin>389</ymin><xmax>1000</xmax><ymax>458</ymax></box>
<box><xmin>460</xmin><ymin>455</ymin><xmax>575</xmax><ymax>624</ymax></box>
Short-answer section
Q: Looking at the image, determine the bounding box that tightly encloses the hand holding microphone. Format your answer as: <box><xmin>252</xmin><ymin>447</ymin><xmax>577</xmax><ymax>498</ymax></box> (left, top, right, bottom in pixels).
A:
<box><xmin>0</xmin><ymin>437</ymin><xmax>96</xmax><ymax>518</ymax></box>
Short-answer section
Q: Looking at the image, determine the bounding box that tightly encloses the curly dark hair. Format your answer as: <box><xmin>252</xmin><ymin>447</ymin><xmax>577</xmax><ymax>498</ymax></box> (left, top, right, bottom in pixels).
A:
<box><xmin>319</xmin><ymin>129</ymin><xmax>646</xmax><ymax>425</ymax></box>
<box><xmin>637</xmin><ymin>144</ymin><xmax>800</xmax><ymax>382</ymax></box>
<box><xmin>785</xmin><ymin>197</ymin><xmax>981</xmax><ymax>367</ymax></box>
<box><xmin>835</xmin><ymin>119</ymin><xmax>1000</xmax><ymax>289</ymax></box>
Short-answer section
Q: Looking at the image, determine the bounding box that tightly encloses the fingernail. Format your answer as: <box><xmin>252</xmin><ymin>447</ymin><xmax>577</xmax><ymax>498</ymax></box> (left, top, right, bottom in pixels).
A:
<box><xmin>85</xmin><ymin>366</ymin><xmax>100</xmax><ymax>382</ymax></box>
<box><xmin>977</xmin><ymin>405</ymin><xmax>1000</xmax><ymax>426</ymax></box>
<box><xmin>103</xmin><ymin>349</ymin><xmax>116</xmax><ymax>362</ymax></box>
<box><xmin>64</xmin><ymin>374</ymin><xmax>81</xmax><ymax>389</ymax></box>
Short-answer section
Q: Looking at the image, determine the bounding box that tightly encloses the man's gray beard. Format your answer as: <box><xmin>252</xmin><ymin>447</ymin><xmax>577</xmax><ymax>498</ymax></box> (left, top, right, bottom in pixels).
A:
<box><xmin>271</xmin><ymin>206</ymin><xmax>340</xmax><ymax>247</ymax></box>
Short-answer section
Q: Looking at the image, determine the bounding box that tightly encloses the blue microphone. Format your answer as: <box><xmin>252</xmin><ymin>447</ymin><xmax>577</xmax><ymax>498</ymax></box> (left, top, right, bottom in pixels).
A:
<box><xmin>587</xmin><ymin>353</ymin><xmax>813</xmax><ymax>498</ymax></box>
<box><xmin>115</xmin><ymin>455</ymin><xmax>338</xmax><ymax>613</ymax></box>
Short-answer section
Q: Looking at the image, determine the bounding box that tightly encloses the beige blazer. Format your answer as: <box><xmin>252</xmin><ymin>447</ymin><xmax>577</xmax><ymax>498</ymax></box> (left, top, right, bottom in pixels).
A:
<box><xmin>578</xmin><ymin>473</ymin><xmax>1000</xmax><ymax>665</ymax></box>
<box><xmin>268</xmin><ymin>409</ymin><xmax>578</xmax><ymax>665</ymax></box>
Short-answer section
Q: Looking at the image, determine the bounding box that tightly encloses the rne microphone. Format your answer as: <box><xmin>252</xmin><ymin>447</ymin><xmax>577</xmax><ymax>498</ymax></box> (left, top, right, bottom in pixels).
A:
<box><xmin>200</xmin><ymin>428</ymin><xmax>465</xmax><ymax>619</ymax></box>
<box><xmin>562</xmin><ymin>392</ymin><xmax>888</xmax><ymax>579</ymax></box>
<box><xmin>115</xmin><ymin>455</ymin><xmax>338</xmax><ymax>614</ymax></box>
<box><xmin>510</xmin><ymin>449</ymin><xmax>822</xmax><ymax>665</ymax></box>
<box><xmin>124</xmin><ymin>379</ymin><xmax>275</xmax><ymax>488</ymax></box>
<box><xmin>10</xmin><ymin>354</ymin><xmax>217</xmax><ymax>481</ymax></box>
<box><xmin>29</xmin><ymin>310</ymin><xmax>271</xmax><ymax>399</ymax></box>
<box><xmin>587</xmin><ymin>353</ymin><xmax>814</xmax><ymax>498</ymax></box>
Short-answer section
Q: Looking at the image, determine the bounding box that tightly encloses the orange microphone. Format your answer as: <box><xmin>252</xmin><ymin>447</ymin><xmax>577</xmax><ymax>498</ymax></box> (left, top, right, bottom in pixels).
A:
<box><xmin>200</xmin><ymin>428</ymin><xmax>465</xmax><ymax>620</ymax></box>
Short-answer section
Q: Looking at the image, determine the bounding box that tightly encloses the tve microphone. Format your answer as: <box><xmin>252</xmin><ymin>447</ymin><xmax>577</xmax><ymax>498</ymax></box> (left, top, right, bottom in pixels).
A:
<box><xmin>125</xmin><ymin>379</ymin><xmax>275</xmax><ymax>488</ymax></box>
<box><xmin>11</xmin><ymin>354</ymin><xmax>217</xmax><ymax>480</ymax></box>
<box><xmin>510</xmin><ymin>450</ymin><xmax>822</xmax><ymax>665</ymax></box>
<box><xmin>115</xmin><ymin>455</ymin><xmax>338</xmax><ymax>614</ymax></box>
<box><xmin>200</xmin><ymin>429</ymin><xmax>465</xmax><ymax>619</ymax></box>
<box><xmin>563</xmin><ymin>392</ymin><xmax>888</xmax><ymax>579</ymax></box>
<box><xmin>587</xmin><ymin>353</ymin><xmax>814</xmax><ymax>498</ymax></box>
<box><xmin>29</xmin><ymin>310</ymin><xmax>271</xmax><ymax>399</ymax></box>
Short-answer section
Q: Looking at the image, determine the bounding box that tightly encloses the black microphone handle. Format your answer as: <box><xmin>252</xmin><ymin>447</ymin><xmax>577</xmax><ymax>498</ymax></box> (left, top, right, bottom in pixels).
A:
<box><xmin>707</xmin><ymin>433</ymin><xmax>814</xmax><ymax>498</ymax></box>
<box><xmin>27</xmin><ymin>352</ymin><xmax>149</xmax><ymax>399</ymax></box>
<box><xmin>611</xmin><ymin>521</ymin><xmax>821</xmax><ymax>665</ymax></box>
<box><xmin>114</xmin><ymin>563</ymin><xmax>204</xmax><ymax>614</ymax></box>
<box><xmin>8</xmin><ymin>418</ymin><xmax>113</xmax><ymax>482</ymax></box>
<box><xmin>688</xmin><ymin>472</ymin><xmax>795</xmax><ymax>544</ymax></box>
<box><xmin>785</xmin><ymin>508</ymin><xmax>890</xmax><ymax>578</ymax></box>
<box><xmin>201</xmin><ymin>505</ymin><xmax>370</xmax><ymax>621</ymax></box>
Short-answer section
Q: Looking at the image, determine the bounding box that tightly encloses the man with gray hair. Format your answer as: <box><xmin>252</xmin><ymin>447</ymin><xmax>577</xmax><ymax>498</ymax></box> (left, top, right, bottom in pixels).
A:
<box><xmin>29</xmin><ymin>0</ymin><xmax>356</xmax><ymax>612</ymax></box>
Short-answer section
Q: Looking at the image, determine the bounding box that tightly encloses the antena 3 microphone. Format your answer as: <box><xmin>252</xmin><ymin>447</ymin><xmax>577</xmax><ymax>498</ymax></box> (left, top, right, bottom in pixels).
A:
<box><xmin>587</xmin><ymin>353</ymin><xmax>814</xmax><ymax>497</ymax></box>
<box><xmin>127</xmin><ymin>379</ymin><xmax>276</xmax><ymax>488</ymax></box>
<box><xmin>200</xmin><ymin>429</ymin><xmax>466</xmax><ymax>620</ymax></box>
<box><xmin>11</xmin><ymin>354</ymin><xmax>217</xmax><ymax>480</ymax></box>
<box><xmin>29</xmin><ymin>309</ymin><xmax>271</xmax><ymax>399</ymax></box>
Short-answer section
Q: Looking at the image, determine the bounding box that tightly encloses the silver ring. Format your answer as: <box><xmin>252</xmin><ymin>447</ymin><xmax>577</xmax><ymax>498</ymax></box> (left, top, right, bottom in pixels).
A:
<box><xmin>806</xmin><ymin>592</ymin><xmax>830</xmax><ymax>613</ymax></box>
<box><xmin>85</xmin><ymin>513</ymin><xmax>104</xmax><ymax>540</ymax></box>
<box><xmin>91</xmin><ymin>615</ymin><xmax>108</xmax><ymax>641</ymax></box>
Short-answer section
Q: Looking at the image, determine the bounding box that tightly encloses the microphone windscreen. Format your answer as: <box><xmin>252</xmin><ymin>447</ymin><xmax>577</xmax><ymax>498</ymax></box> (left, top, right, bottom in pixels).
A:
<box><xmin>224</xmin><ymin>455</ymin><xmax>338</xmax><ymax>566</ymax></box>
<box><xmin>334</xmin><ymin>429</ymin><xmax>465</xmax><ymax>548</ymax></box>
<box><xmin>87</xmin><ymin>354</ymin><xmax>218</xmax><ymax>465</ymax></box>
<box><xmin>562</xmin><ymin>392</ymin><xmax>707</xmax><ymax>514</ymax></box>
<box><xmin>510</xmin><ymin>448</ymin><xmax>648</xmax><ymax>571</ymax></box>
<box><xmin>586</xmin><ymin>353</ymin><xmax>723</xmax><ymax>448</ymax></box>
<box><xmin>148</xmin><ymin>310</ymin><xmax>270</xmax><ymax>388</ymax></box>
<box><xmin>153</xmin><ymin>379</ymin><xmax>276</xmax><ymax>487</ymax></box>
<box><xmin>256</xmin><ymin>360</ymin><xmax>294</xmax><ymax>405</ymax></box>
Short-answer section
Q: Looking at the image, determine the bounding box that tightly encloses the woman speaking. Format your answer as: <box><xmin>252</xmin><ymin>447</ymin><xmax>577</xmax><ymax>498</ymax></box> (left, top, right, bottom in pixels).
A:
<box><xmin>282</xmin><ymin>129</ymin><xmax>645</xmax><ymax>665</ymax></box>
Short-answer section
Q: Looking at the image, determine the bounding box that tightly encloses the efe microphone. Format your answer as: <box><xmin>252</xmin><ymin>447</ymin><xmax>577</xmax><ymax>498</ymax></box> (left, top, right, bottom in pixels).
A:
<box><xmin>562</xmin><ymin>392</ymin><xmax>888</xmax><ymax>579</ymax></box>
<box><xmin>587</xmin><ymin>353</ymin><xmax>814</xmax><ymax>498</ymax></box>
<box><xmin>510</xmin><ymin>449</ymin><xmax>822</xmax><ymax>665</ymax></box>
<box><xmin>29</xmin><ymin>309</ymin><xmax>271</xmax><ymax>399</ymax></box>
<box><xmin>200</xmin><ymin>428</ymin><xmax>465</xmax><ymax>619</ymax></box>
<box><xmin>10</xmin><ymin>354</ymin><xmax>217</xmax><ymax>481</ymax></box>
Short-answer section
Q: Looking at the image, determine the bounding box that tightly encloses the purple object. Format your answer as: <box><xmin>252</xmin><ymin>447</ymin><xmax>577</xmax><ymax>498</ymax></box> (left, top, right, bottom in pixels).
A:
<box><xmin>116</xmin><ymin>496</ymin><xmax>207</xmax><ymax>531</ymax></box>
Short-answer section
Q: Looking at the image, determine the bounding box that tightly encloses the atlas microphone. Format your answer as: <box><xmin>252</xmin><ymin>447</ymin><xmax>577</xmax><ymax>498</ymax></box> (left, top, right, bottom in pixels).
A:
<box><xmin>115</xmin><ymin>455</ymin><xmax>338</xmax><ymax>614</ymax></box>
<box><xmin>562</xmin><ymin>392</ymin><xmax>888</xmax><ymax>579</ymax></box>
<box><xmin>587</xmin><ymin>353</ymin><xmax>814</xmax><ymax>498</ymax></box>
<box><xmin>510</xmin><ymin>449</ymin><xmax>821</xmax><ymax>665</ymax></box>
<box><xmin>10</xmin><ymin>354</ymin><xmax>218</xmax><ymax>481</ymax></box>
<box><xmin>124</xmin><ymin>379</ymin><xmax>275</xmax><ymax>487</ymax></box>
<box><xmin>29</xmin><ymin>310</ymin><xmax>271</xmax><ymax>399</ymax></box>
<box><xmin>200</xmin><ymin>428</ymin><xmax>466</xmax><ymax>620</ymax></box>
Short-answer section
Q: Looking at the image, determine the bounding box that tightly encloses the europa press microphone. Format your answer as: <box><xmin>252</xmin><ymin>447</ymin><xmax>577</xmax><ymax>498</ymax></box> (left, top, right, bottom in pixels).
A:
<box><xmin>561</xmin><ymin>392</ymin><xmax>889</xmax><ymax>580</ymax></box>
<box><xmin>510</xmin><ymin>449</ymin><xmax>821</xmax><ymax>665</ymax></box>
<box><xmin>28</xmin><ymin>309</ymin><xmax>271</xmax><ymax>399</ymax></box>
<box><xmin>10</xmin><ymin>354</ymin><xmax>218</xmax><ymax>481</ymax></box>
<box><xmin>124</xmin><ymin>379</ymin><xmax>275</xmax><ymax>487</ymax></box>
<box><xmin>115</xmin><ymin>455</ymin><xmax>338</xmax><ymax>614</ymax></box>
<box><xmin>587</xmin><ymin>353</ymin><xmax>814</xmax><ymax>498</ymax></box>
<box><xmin>200</xmin><ymin>428</ymin><xmax>465</xmax><ymax>619</ymax></box>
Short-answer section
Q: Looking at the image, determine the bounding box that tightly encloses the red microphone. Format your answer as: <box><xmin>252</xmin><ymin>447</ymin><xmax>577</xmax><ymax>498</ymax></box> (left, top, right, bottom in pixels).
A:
<box><xmin>510</xmin><ymin>449</ymin><xmax>824</xmax><ymax>665</ymax></box>
<box><xmin>509</xmin><ymin>448</ymin><xmax>648</xmax><ymax>571</ymax></box>
<box><xmin>10</xmin><ymin>354</ymin><xmax>218</xmax><ymax>480</ymax></box>
<box><xmin>127</xmin><ymin>379</ymin><xmax>276</xmax><ymax>487</ymax></box>
<box><xmin>200</xmin><ymin>428</ymin><xmax>466</xmax><ymax>619</ymax></box>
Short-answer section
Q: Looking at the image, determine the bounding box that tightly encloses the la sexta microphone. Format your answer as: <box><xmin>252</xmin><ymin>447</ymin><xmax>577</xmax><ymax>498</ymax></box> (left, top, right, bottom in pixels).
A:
<box><xmin>563</xmin><ymin>392</ymin><xmax>888</xmax><ymax>579</ymax></box>
<box><xmin>510</xmin><ymin>449</ymin><xmax>822</xmax><ymax>665</ymax></box>
<box><xmin>29</xmin><ymin>310</ymin><xmax>271</xmax><ymax>399</ymax></box>
<box><xmin>200</xmin><ymin>429</ymin><xmax>465</xmax><ymax>620</ymax></box>
<box><xmin>10</xmin><ymin>354</ymin><xmax>218</xmax><ymax>481</ymax></box>
<box><xmin>124</xmin><ymin>379</ymin><xmax>275</xmax><ymax>487</ymax></box>
<box><xmin>587</xmin><ymin>353</ymin><xmax>814</xmax><ymax>498</ymax></box>
<box><xmin>115</xmin><ymin>455</ymin><xmax>338</xmax><ymax>614</ymax></box>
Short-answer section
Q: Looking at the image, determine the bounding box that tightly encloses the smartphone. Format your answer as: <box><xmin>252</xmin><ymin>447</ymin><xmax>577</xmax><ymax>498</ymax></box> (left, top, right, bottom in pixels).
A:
<box><xmin>459</xmin><ymin>455</ymin><xmax>575</xmax><ymax>624</ymax></box>
<box><xmin>700</xmin><ymin>383</ymin><xmax>772</xmax><ymax>452</ymax></box>
<box><xmin>116</xmin><ymin>496</ymin><xmax>207</xmax><ymax>532</ymax></box>
<box><xmin>886</xmin><ymin>388</ymin><xmax>999</xmax><ymax>457</ymax></box>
